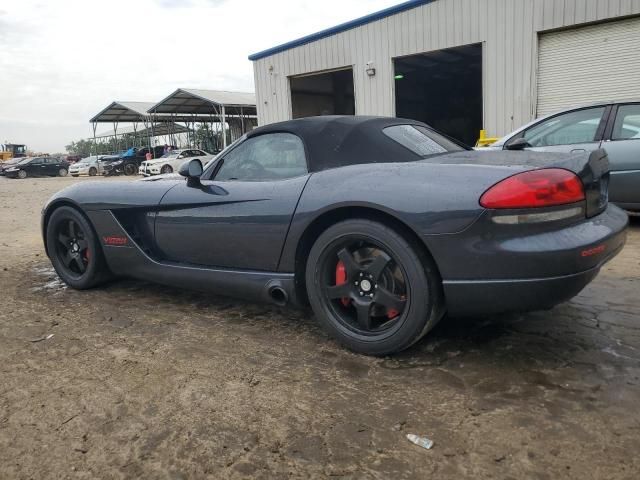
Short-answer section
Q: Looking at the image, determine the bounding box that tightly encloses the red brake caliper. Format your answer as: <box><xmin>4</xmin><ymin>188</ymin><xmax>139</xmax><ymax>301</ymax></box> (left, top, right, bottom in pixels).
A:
<box><xmin>336</xmin><ymin>260</ymin><xmax>400</xmax><ymax>319</ymax></box>
<box><xmin>335</xmin><ymin>260</ymin><xmax>350</xmax><ymax>307</ymax></box>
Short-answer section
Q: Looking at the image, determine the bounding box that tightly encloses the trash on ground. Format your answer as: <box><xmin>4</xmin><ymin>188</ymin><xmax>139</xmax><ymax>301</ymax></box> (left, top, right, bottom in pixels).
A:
<box><xmin>406</xmin><ymin>434</ymin><xmax>434</xmax><ymax>450</ymax></box>
<box><xmin>30</xmin><ymin>334</ymin><xmax>54</xmax><ymax>343</ymax></box>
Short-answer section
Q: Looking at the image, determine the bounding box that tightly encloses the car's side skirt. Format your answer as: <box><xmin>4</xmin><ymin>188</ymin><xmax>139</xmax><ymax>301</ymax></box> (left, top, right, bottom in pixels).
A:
<box><xmin>87</xmin><ymin>210</ymin><xmax>298</xmax><ymax>306</ymax></box>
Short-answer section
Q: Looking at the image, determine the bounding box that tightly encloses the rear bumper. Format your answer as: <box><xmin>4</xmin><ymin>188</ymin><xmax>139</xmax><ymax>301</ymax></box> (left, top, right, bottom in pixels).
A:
<box><xmin>443</xmin><ymin>247</ymin><xmax>621</xmax><ymax>316</ymax></box>
<box><xmin>439</xmin><ymin>205</ymin><xmax>628</xmax><ymax>316</ymax></box>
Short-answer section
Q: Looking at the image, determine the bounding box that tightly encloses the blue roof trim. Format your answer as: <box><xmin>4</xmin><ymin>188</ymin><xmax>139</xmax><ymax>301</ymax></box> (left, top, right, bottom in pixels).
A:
<box><xmin>248</xmin><ymin>0</ymin><xmax>434</xmax><ymax>61</ymax></box>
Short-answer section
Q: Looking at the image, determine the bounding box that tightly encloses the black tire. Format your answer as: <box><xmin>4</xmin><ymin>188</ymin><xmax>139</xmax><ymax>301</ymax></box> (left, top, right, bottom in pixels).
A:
<box><xmin>17</xmin><ymin>170</ymin><xmax>27</xmax><ymax>179</ymax></box>
<box><xmin>71</xmin><ymin>175</ymin><xmax>79</xmax><ymax>177</ymax></box>
<box><xmin>46</xmin><ymin>206</ymin><xmax>110</xmax><ymax>289</ymax></box>
<box><xmin>305</xmin><ymin>219</ymin><xmax>443</xmax><ymax>356</ymax></box>
<box><xmin>89</xmin><ymin>167</ymin><xmax>97</xmax><ymax>176</ymax></box>
<box><xmin>161</xmin><ymin>165</ymin><xmax>173</xmax><ymax>174</ymax></box>
<box><xmin>124</xmin><ymin>163</ymin><xmax>138</xmax><ymax>176</ymax></box>
<box><xmin>58</xmin><ymin>168</ymin><xmax>68</xmax><ymax>177</ymax></box>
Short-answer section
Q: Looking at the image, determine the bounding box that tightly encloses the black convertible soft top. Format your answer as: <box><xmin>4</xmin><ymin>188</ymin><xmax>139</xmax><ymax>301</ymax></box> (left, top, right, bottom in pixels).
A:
<box><xmin>247</xmin><ymin>116</ymin><xmax>462</xmax><ymax>173</ymax></box>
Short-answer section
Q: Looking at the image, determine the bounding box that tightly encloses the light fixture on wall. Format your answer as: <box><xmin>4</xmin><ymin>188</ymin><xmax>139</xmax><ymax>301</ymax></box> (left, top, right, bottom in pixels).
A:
<box><xmin>365</xmin><ymin>61</ymin><xmax>376</xmax><ymax>77</ymax></box>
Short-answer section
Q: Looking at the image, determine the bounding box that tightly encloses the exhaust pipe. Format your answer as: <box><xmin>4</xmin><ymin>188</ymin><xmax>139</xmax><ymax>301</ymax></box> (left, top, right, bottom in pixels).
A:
<box><xmin>268</xmin><ymin>285</ymin><xmax>289</xmax><ymax>306</ymax></box>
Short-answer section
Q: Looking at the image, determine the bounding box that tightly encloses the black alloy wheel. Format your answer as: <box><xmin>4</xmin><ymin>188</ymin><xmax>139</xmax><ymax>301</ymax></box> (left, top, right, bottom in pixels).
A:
<box><xmin>306</xmin><ymin>219</ymin><xmax>443</xmax><ymax>355</ymax></box>
<box><xmin>46</xmin><ymin>206</ymin><xmax>110</xmax><ymax>289</ymax></box>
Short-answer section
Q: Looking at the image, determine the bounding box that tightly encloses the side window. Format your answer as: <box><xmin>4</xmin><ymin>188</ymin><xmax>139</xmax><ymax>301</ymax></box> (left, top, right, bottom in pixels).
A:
<box><xmin>612</xmin><ymin>104</ymin><xmax>640</xmax><ymax>140</ymax></box>
<box><xmin>215</xmin><ymin>133</ymin><xmax>307</xmax><ymax>182</ymax></box>
<box><xmin>522</xmin><ymin>107</ymin><xmax>606</xmax><ymax>147</ymax></box>
<box><xmin>31</xmin><ymin>158</ymin><xmax>43</xmax><ymax>165</ymax></box>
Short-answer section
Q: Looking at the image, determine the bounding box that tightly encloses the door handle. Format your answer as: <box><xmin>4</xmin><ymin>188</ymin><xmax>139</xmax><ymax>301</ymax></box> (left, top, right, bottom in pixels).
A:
<box><xmin>570</xmin><ymin>149</ymin><xmax>586</xmax><ymax>153</ymax></box>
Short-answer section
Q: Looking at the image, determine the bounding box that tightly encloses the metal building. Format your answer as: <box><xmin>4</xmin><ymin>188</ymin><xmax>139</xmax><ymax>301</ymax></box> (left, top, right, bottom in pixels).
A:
<box><xmin>250</xmin><ymin>0</ymin><xmax>640</xmax><ymax>145</ymax></box>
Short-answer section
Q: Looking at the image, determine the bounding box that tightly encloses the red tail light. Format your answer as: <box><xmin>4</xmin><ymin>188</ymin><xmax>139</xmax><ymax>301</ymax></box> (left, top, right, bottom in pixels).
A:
<box><xmin>480</xmin><ymin>168</ymin><xmax>585</xmax><ymax>209</ymax></box>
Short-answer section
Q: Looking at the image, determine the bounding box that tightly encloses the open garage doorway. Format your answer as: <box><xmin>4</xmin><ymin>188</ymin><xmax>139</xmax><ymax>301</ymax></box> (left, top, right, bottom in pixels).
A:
<box><xmin>394</xmin><ymin>43</ymin><xmax>483</xmax><ymax>146</ymax></box>
<box><xmin>290</xmin><ymin>68</ymin><xmax>355</xmax><ymax>119</ymax></box>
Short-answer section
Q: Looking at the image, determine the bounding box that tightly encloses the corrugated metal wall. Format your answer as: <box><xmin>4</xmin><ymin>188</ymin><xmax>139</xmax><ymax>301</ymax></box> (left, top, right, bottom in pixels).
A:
<box><xmin>252</xmin><ymin>0</ymin><xmax>640</xmax><ymax>137</ymax></box>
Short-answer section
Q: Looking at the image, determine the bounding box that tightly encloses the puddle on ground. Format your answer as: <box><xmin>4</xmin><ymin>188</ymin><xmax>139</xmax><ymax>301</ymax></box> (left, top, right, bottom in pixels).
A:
<box><xmin>31</xmin><ymin>266</ymin><xmax>67</xmax><ymax>293</ymax></box>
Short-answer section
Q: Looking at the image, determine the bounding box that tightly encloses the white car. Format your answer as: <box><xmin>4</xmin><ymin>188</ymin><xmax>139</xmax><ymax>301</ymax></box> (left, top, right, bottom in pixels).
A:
<box><xmin>139</xmin><ymin>149</ymin><xmax>214</xmax><ymax>176</ymax></box>
<box><xmin>68</xmin><ymin>155</ymin><xmax>106</xmax><ymax>177</ymax></box>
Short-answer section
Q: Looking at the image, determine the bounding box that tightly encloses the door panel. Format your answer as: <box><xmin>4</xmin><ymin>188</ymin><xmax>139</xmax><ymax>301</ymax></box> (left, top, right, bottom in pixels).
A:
<box><xmin>155</xmin><ymin>176</ymin><xmax>310</xmax><ymax>271</ymax></box>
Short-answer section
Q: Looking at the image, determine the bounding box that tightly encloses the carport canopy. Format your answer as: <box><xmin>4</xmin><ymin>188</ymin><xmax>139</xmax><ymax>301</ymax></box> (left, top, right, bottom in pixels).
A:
<box><xmin>148</xmin><ymin>89</ymin><xmax>257</xmax><ymax>118</ymax></box>
<box><xmin>90</xmin><ymin>101</ymin><xmax>164</xmax><ymax>123</ymax></box>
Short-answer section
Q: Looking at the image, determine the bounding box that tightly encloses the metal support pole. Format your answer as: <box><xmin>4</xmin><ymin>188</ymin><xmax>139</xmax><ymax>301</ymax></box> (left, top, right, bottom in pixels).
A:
<box><xmin>113</xmin><ymin>121</ymin><xmax>119</xmax><ymax>154</ymax></box>
<box><xmin>92</xmin><ymin>122</ymin><xmax>98</xmax><ymax>157</ymax></box>
<box><xmin>221</xmin><ymin>105</ymin><xmax>227</xmax><ymax>149</ymax></box>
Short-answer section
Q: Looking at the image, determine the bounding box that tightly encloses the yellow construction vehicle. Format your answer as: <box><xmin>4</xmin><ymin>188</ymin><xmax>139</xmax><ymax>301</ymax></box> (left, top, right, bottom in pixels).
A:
<box><xmin>0</xmin><ymin>143</ymin><xmax>28</xmax><ymax>161</ymax></box>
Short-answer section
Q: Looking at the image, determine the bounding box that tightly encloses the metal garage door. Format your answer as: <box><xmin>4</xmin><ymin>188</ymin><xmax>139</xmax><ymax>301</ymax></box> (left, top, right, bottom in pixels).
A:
<box><xmin>537</xmin><ymin>17</ymin><xmax>640</xmax><ymax>117</ymax></box>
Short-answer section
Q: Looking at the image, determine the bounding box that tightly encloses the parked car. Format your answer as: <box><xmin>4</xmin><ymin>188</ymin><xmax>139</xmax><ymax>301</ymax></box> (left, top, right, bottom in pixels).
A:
<box><xmin>68</xmin><ymin>156</ymin><xmax>106</xmax><ymax>177</ymax></box>
<box><xmin>0</xmin><ymin>157</ymin><xmax>24</xmax><ymax>176</ymax></box>
<box><xmin>101</xmin><ymin>155</ymin><xmax>136</xmax><ymax>176</ymax></box>
<box><xmin>102</xmin><ymin>146</ymin><xmax>178</xmax><ymax>176</ymax></box>
<box><xmin>5</xmin><ymin>156</ymin><xmax>69</xmax><ymax>179</ymax></box>
<box><xmin>41</xmin><ymin>116</ymin><xmax>627</xmax><ymax>355</ymax></box>
<box><xmin>139</xmin><ymin>148</ymin><xmax>214</xmax><ymax>176</ymax></box>
<box><xmin>485</xmin><ymin>101</ymin><xmax>640</xmax><ymax>212</ymax></box>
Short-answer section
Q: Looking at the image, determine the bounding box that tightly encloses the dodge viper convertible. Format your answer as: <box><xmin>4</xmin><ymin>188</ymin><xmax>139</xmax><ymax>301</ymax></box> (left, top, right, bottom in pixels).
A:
<box><xmin>42</xmin><ymin>116</ymin><xmax>628</xmax><ymax>355</ymax></box>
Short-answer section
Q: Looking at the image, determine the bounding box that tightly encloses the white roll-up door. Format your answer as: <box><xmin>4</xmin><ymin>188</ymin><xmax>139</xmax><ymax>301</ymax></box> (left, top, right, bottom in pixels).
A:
<box><xmin>537</xmin><ymin>17</ymin><xmax>640</xmax><ymax>117</ymax></box>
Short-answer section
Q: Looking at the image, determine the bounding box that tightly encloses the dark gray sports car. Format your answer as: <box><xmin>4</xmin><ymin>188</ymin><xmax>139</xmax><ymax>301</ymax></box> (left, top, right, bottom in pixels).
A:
<box><xmin>42</xmin><ymin>116</ymin><xmax>628</xmax><ymax>355</ymax></box>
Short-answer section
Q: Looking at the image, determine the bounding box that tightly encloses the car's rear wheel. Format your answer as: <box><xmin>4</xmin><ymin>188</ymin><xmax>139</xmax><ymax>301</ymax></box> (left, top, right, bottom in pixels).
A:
<box><xmin>89</xmin><ymin>167</ymin><xmax>97</xmax><ymax>176</ymax></box>
<box><xmin>124</xmin><ymin>163</ymin><xmax>138</xmax><ymax>176</ymax></box>
<box><xmin>17</xmin><ymin>170</ymin><xmax>27</xmax><ymax>179</ymax></box>
<box><xmin>161</xmin><ymin>165</ymin><xmax>173</xmax><ymax>174</ymax></box>
<box><xmin>46</xmin><ymin>206</ymin><xmax>110</xmax><ymax>289</ymax></box>
<box><xmin>58</xmin><ymin>168</ymin><xmax>68</xmax><ymax>177</ymax></box>
<box><xmin>306</xmin><ymin>219</ymin><xmax>443</xmax><ymax>356</ymax></box>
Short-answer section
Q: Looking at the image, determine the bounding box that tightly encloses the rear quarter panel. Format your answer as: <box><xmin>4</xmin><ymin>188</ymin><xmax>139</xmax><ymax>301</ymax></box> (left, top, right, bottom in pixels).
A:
<box><xmin>278</xmin><ymin>160</ymin><xmax>523</xmax><ymax>272</ymax></box>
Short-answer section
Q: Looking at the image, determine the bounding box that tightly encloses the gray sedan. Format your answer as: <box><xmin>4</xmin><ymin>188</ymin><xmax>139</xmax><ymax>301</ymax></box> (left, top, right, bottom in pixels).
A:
<box><xmin>485</xmin><ymin>101</ymin><xmax>640</xmax><ymax>212</ymax></box>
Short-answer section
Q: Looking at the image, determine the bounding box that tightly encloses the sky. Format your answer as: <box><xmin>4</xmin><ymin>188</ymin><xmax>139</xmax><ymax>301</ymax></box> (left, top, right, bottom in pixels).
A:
<box><xmin>0</xmin><ymin>0</ymin><xmax>399</xmax><ymax>153</ymax></box>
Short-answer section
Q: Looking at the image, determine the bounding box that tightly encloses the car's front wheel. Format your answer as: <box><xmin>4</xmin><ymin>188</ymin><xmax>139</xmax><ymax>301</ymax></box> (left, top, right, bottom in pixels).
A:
<box><xmin>161</xmin><ymin>165</ymin><xmax>173</xmax><ymax>174</ymax></box>
<box><xmin>46</xmin><ymin>206</ymin><xmax>110</xmax><ymax>289</ymax></box>
<box><xmin>89</xmin><ymin>167</ymin><xmax>97</xmax><ymax>176</ymax></box>
<box><xmin>17</xmin><ymin>170</ymin><xmax>27</xmax><ymax>179</ymax></box>
<box><xmin>306</xmin><ymin>219</ymin><xmax>443</xmax><ymax>356</ymax></box>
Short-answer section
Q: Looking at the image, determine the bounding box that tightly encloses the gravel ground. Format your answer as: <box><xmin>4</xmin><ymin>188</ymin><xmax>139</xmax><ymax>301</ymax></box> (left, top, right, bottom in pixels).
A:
<box><xmin>0</xmin><ymin>175</ymin><xmax>639</xmax><ymax>479</ymax></box>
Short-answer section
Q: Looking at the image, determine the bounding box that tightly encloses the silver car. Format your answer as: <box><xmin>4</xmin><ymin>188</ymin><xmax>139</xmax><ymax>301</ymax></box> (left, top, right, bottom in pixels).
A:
<box><xmin>486</xmin><ymin>101</ymin><xmax>640</xmax><ymax>212</ymax></box>
<box><xmin>68</xmin><ymin>155</ymin><xmax>106</xmax><ymax>177</ymax></box>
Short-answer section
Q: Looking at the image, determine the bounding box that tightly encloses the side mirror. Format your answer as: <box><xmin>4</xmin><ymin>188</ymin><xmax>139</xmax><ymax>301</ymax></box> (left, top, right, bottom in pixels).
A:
<box><xmin>179</xmin><ymin>159</ymin><xmax>203</xmax><ymax>185</ymax></box>
<box><xmin>505</xmin><ymin>137</ymin><xmax>531</xmax><ymax>151</ymax></box>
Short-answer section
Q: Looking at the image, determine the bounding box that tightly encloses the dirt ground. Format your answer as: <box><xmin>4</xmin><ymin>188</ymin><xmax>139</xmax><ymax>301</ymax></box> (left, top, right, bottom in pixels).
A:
<box><xmin>0</xmin><ymin>175</ymin><xmax>639</xmax><ymax>479</ymax></box>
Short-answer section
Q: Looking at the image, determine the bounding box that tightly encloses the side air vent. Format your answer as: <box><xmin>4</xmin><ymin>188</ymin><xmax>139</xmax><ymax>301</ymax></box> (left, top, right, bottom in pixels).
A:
<box><xmin>112</xmin><ymin>210</ymin><xmax>157</xmax><ymax>258</ymax></box>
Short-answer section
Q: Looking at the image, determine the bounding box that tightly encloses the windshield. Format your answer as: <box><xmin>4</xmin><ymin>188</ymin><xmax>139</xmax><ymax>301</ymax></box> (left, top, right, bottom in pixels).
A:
<box><xmin>161</xmin><ymin>152</ymin><xmax>181</xmax><ymax>158</ymax></box>
<box><xmin>77</xmin><ymin>156</ymin><xmax>97</xmax><ymax>164</ymax></box>
<box><xmin>383</xmin><ymin>125</ymin><xmax>467</xmax><ymax>156</ymax></box>
<box><xmin>18</xmin><ymin>157</ymin><xmax>34</xmax><ymax>165</ymax></box>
